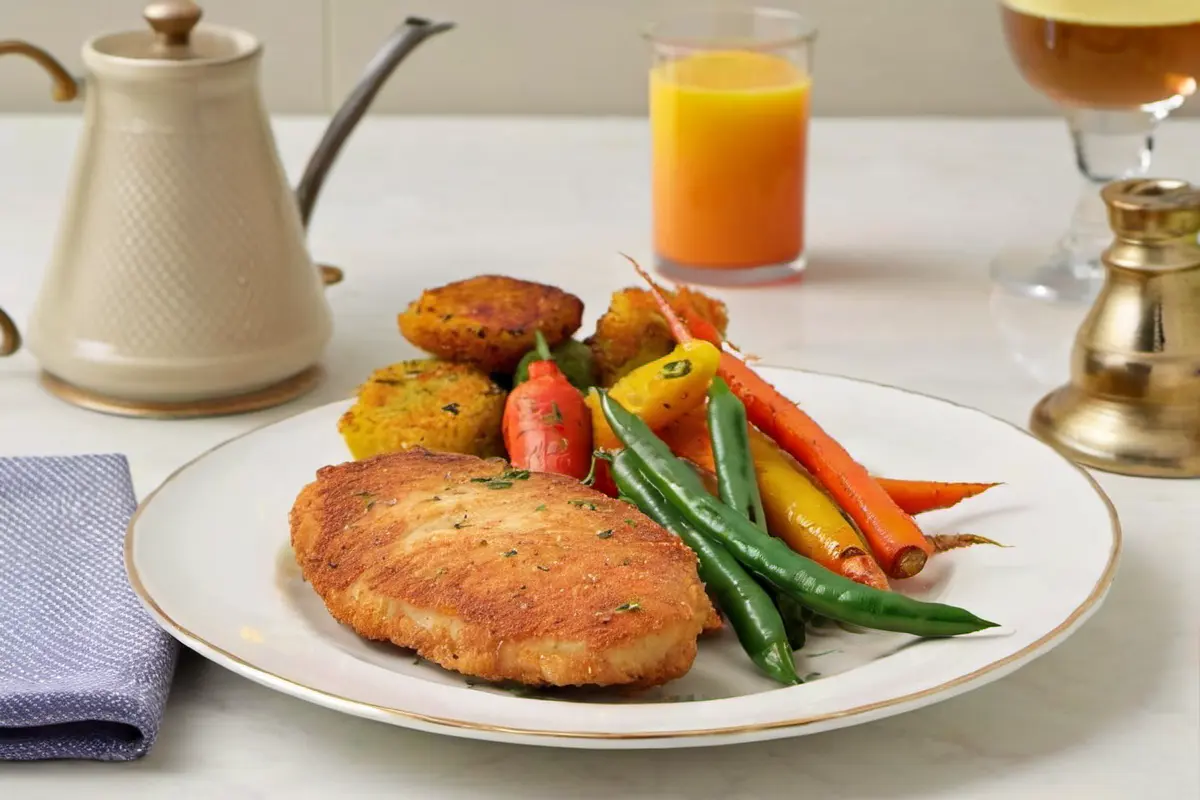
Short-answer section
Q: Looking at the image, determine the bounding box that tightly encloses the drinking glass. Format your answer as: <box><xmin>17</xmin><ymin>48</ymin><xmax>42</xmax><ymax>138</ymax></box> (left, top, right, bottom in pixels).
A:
<box><xmin>646</xmin><ymin>8</ymin><xmax>816</xmax><ymax>286</ymax></box>
<box><xmin>993</xmin><ymin>0</ymin><xmax>1200</xmax><ymax>304</ymax></box>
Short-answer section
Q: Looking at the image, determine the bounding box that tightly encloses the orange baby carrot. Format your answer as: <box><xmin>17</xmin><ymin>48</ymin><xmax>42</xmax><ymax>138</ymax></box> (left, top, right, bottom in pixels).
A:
<box><xmin>659</xmin><ymin>410</ymin><xmax>891</xmax><ymax>591</ymax></box>
<box><xmin>719</xmin><ymin>365</ymin><xmax>933</xmax><ymax>578</ymax></box>
<box><xmin>661</xmin><ymin>407</ymin><xmax>990</xmax><ymax>520</ymax></box>
<box><xmin>874</xmin><ymin>478</ymin><xmax>1000</xmax><ymax>516</ymax></box>
<box><xmin>625</xmin><ymin>255</ymin><xmax>934</xmax><ymax>579</ymax></box>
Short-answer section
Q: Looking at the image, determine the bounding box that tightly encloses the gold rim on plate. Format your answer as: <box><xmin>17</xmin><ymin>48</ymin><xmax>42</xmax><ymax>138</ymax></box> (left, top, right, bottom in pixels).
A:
<box><xmin>124</xmin><ymin>367</ymin><xmax>1122</xmax><ymax>742</ymax></box>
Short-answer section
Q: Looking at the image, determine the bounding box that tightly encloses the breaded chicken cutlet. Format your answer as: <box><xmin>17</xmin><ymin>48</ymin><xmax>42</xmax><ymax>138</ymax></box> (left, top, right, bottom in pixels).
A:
<box><xmin>290</xmin><ymin>450</ymin><xmax>717</xmax><ymax>688</ymax></box>
<box><xmin>399</xmin><ymin>275</ymin><xmax>584</xmax><ymax>374</ymax></box>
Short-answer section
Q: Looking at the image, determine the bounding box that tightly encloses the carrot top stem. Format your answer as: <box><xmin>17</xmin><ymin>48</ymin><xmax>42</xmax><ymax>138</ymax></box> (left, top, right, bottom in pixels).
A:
<box><xmin>619</xmin><ymin>253</ymin><xmax>696</xmax><ymax>344</ymax></box>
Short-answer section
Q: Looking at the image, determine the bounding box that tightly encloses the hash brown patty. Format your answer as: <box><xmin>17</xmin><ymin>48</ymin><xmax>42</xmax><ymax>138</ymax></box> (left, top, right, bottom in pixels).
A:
<box><xmin>399</xmin><ymin>275</ymin><xmax>584</xmax><ymax>374</ymax></box>
<box><xmin>338</xmin><ymin>360</ymin><xmax>506</xmax><ymax>460</ymax></box>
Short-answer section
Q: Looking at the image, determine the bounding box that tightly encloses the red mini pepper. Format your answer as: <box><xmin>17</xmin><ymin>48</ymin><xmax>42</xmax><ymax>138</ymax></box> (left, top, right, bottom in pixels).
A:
<box><xmin>502</xmin><ymin>331</ymin><xmax>593</xmax><ymax>480</ymax></box>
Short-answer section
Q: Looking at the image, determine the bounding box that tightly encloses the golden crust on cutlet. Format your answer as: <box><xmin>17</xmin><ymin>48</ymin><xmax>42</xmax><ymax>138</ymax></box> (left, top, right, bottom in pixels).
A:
<box><xmin>398</xmin><ymin>275</ymin><xmax>584</xmax><ymax>374</ymax></box>
<box><xmin>290</xmin><ymin>449</ymin><xmax>715</xmax><ymax>688</ymax></box>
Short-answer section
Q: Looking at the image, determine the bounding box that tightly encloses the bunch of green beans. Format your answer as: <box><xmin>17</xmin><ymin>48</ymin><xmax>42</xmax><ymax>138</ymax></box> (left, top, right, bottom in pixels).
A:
<box><xmin>610</xmin><ymin>451</ymin><xmax>800</xmax><ymax>685</ymax></box>
<box><xmin>599</xmin><ymin>388</ymin><xmax>998</xmax><ymax>685</ymax></box>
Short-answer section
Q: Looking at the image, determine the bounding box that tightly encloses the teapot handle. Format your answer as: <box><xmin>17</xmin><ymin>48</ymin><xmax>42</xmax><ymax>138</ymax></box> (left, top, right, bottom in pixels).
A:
<box><xmin>0</xmin><ymin>307</ymin><xmax>19</xmax><ymax>358</ymax></box>
<box><xmin>294</xmin><ymin>16</ymin><xmax>455</xmax><ymax>232</ymax></box>
<box><xmin>0</xmin><ymin>41</ymin><xmax>79</xmax><ymax>102</ymax></box>
<box><xmin>0</xmin><ymin>42</ymin><xmax>78</xmax><ymax>356</ymax></box>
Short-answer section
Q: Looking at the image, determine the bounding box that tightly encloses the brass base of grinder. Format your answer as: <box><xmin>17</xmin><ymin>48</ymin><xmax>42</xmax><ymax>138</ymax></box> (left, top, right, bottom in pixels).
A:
<box><xmin>1027</xmin><ymin>177</ymin><xmax>1200</xmax><ymax>479</ymax></box>
<box><xmin>1031</xmin><ymin>386</ymin><xmax>1200</xmax><ymax>478</ymax></box>
<box><xmin>39</xmin><ymin>365</ymin><xmax>324</xmax><ymax>420</ymax></box>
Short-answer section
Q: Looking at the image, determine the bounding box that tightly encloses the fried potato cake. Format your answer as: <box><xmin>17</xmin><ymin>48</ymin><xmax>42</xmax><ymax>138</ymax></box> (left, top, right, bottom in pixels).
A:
<box><xmin>337</xmin><ymin>360</ymin><xmax>506</xmax><ymax>461</ymax></box>
<box><xmin>290</xmin><ymin>450</ymin><xmax>715</xmax><ymax>687</ymax></box>
<box><xmin>399</xmin><ymin>276</ymin><xmax>585</xmax><ymax>374</ymax></box>
<box><xmin>588</xmin><ymin>286</ymin><xmax>728</xmax><ymax>386</ymax></box>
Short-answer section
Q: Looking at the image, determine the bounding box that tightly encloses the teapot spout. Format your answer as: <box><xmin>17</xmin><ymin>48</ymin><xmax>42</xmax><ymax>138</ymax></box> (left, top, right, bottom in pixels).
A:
<box><xmin>294</xmin><ymin>16</ymin><xmax>454</xmax><ymax>229</ymax></box>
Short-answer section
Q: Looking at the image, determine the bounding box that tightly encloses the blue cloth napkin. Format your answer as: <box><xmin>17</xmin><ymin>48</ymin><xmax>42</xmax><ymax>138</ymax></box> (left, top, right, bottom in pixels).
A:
<box><xmin>0</xmin><ymin>454</ymin><xmax>179</xmax><ymax>761</ymax></box>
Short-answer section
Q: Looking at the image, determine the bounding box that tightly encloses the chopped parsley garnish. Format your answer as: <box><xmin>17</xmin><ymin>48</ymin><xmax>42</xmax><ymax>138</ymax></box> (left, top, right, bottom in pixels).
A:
<box><xmin>471</xmin><ymin>469</ymin><xmax>527</xmax><ymax>490</ymax></box>
<box><xmin>502</xmin><ymin>549</ymin><xmax>518</xmax><ymax>558</ymax></box>
<box><xmin>615</xmin><ymin>601</ymin><xmax>642</xmax><ymax>613</ymax></box>
<box><xmin>534</xmin><ymin>504</ymin><xmax>547</xmax><ymax>512</ymax></box>
<box><xmin>442</xmin><ymin>402</ymin><xmax>460</xmax><ymax>415</ymax></box>
<box><xmin>660</xmin><ymin>359</ymin><xmax>692</xmax><ymax>379</ymax></box>
<box><xmin>353</xmin><ymin>491</ymin><xmax>377</xmax><ymax>511</ymax></box>
<box><xmin>567</xmin><ymin>499</ymin><xmax>598</xmax><ymax>511</ymax></box>
<box><xmin>471</xmin><ymin>477</ymin><xmax>511</xmax><ymax>489</ymax></box>
<box><xmin>542</xmin><ymin>402</ymin><xmax>564</xmax><ymax>425</ymax></box>
<box><xmin>596</xmin><ymin>530</ymin><xmax>613</xmax><ymax>539</ymax></box>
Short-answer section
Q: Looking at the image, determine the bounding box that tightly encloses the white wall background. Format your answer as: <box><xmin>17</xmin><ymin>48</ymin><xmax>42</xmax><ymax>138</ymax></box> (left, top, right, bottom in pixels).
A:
<box><xmin>0</xmin><ymin>0</ymin><xmax>1178</xmax><ymax>117</ymax></box>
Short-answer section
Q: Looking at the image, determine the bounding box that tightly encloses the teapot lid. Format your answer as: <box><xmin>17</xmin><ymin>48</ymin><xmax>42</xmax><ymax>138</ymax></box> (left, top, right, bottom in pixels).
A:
<box><xmin>89</xmin><ymin>1</ymin><xmax>258</xmax><ymax>64</ymax></box>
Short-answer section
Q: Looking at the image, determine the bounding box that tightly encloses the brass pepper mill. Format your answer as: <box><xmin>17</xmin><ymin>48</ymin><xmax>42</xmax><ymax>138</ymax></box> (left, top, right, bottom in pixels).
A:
<box><xmin>1030</xmin><ymin>177</ymin><xmax>1200</xmax><ymax>478</ymax></box>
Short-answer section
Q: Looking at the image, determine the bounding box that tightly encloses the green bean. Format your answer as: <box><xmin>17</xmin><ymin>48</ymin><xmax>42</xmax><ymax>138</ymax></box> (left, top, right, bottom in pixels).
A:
<box><xmin>707</xmin><ymin>377</ymin><xmax>767</xmax><ymax>530</ymax></box>
<box><xmin>610</xmin><ymin>450</ymin><xmax>800</xmax><ymax>685</ymax></box>
<box><xmin>598</xmin><ymin>391</ymin><xmax>999</xmax><ymax>638</ymax></box>
<box><xmin>708</xmin><ymin>378</ymin><xmax>804</xmax><ymax>646</ymax></box>
<box><xmin>774</xmin><ymin>590</ymin><xmax>809</xmax><ymax>651</ymax></box>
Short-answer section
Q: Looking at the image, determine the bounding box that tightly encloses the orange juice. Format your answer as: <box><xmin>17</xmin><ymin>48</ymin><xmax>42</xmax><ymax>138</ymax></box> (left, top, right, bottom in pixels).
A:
<box><xmin>651</xmin><ymin>50</ymin><xmax>810</xmax><ymax>271</ymax></box>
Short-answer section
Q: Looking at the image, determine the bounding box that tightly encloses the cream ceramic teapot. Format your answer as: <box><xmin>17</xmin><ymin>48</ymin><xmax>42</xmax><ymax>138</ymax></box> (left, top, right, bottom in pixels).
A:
<box><xmin>0</xmin><ymin>2</ymin><xmax>452</xmax><ymax>416</ymax></box>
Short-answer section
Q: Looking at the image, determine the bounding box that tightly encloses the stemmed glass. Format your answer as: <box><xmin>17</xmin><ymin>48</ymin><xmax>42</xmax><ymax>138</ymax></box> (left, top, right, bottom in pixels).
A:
<box><xmin>992</xmin><ymin>1</ymin><xmax>1200</xmax><ymax>304</ymax></box>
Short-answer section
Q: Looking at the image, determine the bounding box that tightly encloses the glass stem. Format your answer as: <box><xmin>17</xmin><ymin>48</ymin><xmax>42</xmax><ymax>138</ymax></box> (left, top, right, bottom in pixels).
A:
<box><xmin>1057</xmin><ymin>108</ymin><xmax>1164</xmax><ymax>279</ymax></box>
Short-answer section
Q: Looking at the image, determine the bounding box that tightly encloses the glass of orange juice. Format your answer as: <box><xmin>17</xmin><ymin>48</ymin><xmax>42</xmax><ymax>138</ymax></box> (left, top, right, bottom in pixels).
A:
<box><xmin>647</xmin><ymin>8</ymin><xmax>816</xmax><ymax>286</ymax></box>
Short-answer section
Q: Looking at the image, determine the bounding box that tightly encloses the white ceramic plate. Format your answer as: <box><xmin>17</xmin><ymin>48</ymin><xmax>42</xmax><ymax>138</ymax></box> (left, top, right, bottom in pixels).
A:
<box><xmin>126</xmin><ymin>368</ymin><xmax>1120</xmax><ymax>749</ymax></box>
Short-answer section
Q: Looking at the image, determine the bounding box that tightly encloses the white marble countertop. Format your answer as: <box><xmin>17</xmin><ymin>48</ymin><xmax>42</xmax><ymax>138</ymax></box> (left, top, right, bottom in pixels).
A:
<box><xmin>1</xmin><ymin>115</ymin><xmax>1197</xmax><ymax>798</ymax></box>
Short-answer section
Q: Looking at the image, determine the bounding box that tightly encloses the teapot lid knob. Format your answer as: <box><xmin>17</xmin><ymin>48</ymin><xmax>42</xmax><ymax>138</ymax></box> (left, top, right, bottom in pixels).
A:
<box><xmin>144</xmin><ymin>1</ymin><xmax>203</xmax><ymax>49</ymax></box>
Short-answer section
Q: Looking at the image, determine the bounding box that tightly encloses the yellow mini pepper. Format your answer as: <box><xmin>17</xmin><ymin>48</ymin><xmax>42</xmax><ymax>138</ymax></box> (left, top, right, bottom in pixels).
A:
<box><xmin>587</xmin><ymin>339</ymin><xmax>720</xmax><ymax>450</ymax></box>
